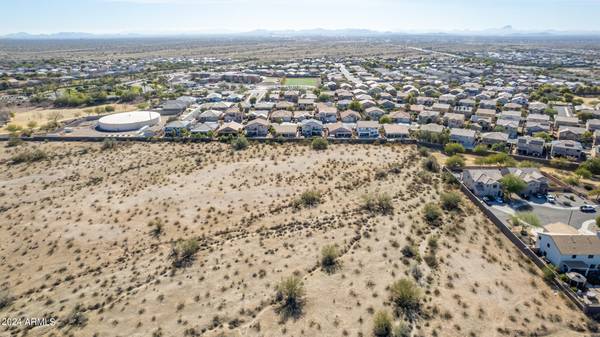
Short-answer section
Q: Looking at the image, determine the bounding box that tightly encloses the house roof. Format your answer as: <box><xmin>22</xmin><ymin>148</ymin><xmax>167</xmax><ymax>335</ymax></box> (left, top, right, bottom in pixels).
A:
<box><xmin>383</xmin><ymin>124</ymin><xmax>409</xmax><ymax>135</ymax></box>
<box><xmin>465</xmin><ymin>169</ymin><xmax>502</xmax><ymax>184</ymax></box>
<box><xmin>544</xmin><ymin>234</ymin><xmax>600</xmax><ymax>255</ymax></box>
<box><xmin>543</xmin><ymin>222</ymin><xmax>580</xmax><ymax>235</ymax></box>
<box><xmin>357</xmin><ymin>121</ymin><xmax>380</xmax><ymax>128</ymax></box>
<box><xmin>450</xmin><ymin>128</ymin><xmax>476</xmax><ymax>138</ymax></box>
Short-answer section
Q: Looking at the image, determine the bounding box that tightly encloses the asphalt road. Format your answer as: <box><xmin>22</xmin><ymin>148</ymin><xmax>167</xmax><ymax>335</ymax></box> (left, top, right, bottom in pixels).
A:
<box><xmin>486</xmin><ymin>194</ymin><xmax>597</xmax><ymax>230</ymax></box>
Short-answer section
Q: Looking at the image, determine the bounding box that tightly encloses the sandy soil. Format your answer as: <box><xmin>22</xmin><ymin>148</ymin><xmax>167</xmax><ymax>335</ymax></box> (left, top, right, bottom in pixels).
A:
<box><xmin>0</xmin><ymin>142</ymin><xmax>595</xmax><ymax>337</ymax></box>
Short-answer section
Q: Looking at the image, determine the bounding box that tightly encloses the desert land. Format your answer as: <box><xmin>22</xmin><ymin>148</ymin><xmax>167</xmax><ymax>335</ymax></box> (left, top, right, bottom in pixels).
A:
<box><xmin>0</xmin><ymin>141</ymin><xmax>597</xmax><ymax>337</ymax></box>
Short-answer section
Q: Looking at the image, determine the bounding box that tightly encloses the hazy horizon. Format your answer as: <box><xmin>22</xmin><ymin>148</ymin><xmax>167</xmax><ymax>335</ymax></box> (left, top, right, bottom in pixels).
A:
<box><xmin>3</xmin><ymin>0</ymin><xmax>600</xmax><ymax>35</ymax></box>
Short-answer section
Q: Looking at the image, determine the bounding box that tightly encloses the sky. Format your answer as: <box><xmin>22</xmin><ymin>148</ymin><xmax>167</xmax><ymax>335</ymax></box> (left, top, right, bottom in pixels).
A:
<box><xmin>2</xmin><ymin>0</ymin><xmax>600</xmax><ymax>35</ymax></box>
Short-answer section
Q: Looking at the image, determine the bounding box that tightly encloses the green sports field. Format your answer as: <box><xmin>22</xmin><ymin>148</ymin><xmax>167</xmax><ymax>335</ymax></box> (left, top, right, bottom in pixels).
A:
<box><xmin>283</xmin><ymin>77</ymin><xmax>320</xmax><ymax>87</ymax></box>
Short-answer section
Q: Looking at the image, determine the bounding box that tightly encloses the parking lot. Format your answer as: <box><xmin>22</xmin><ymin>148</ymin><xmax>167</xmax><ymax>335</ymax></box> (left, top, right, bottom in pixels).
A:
<box><xmin>482</xmin><ymin>192</ymin><xmax>598</xmax><ymax>233</ymax></box>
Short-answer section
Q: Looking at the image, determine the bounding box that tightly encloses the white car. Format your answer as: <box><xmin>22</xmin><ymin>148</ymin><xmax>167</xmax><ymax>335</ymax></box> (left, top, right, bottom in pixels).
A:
<box><xmin>547</xmin><ymin>195</ymin><xmax>556</xmax><ymax>203</ymax></box>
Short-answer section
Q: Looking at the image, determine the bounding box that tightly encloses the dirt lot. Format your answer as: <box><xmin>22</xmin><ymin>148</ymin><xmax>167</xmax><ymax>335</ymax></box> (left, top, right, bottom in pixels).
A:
<box><xmin>1</xmin><ymin>103</ymin><xmax>138</xmax><ymax>132</ymax></box>
<box><xmin>0</xmin><ymin>142</ymin><xmax>596</xmax><ymax>337</ymax></box>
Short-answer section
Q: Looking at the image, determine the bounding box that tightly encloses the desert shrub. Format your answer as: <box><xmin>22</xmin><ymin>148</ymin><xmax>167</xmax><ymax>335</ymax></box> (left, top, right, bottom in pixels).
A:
<box><xmin>6</xmin><ymin>137</ymin><xmax>23</xmax><ymax>147</ymax></box>
<box><xmin>62</xmin><ymin>304</ymin><xmax>88</xmax><ymax>328</ymax></box>
<box><xmin>170</xmin><ymin>239</ymin><xmax>200</xmax><ymax>268</ymax></box>
<box><xmin>311</xmin><ymin>137</ymin><xmax>328</xmax><ymax>150</ymax></box>
<box><xmin>0</xmin><ymin>290</ymin><xmax>13</xmax><ymax>309</ymax></box>
<box><xmin>10</xmin><ymin>148</ymin><xmax>47</xmax><ymax>164</ymax></box>
<box><xmin>417</xmin><ymin>147</ymin><xmax>429</xmax><ymax>157</ymax></box>
<box><xmin>101</xmin><ymin>138</ymin><xmax>118</xmax><ymax>151</ymax></box>
<box><xmin>393</xmin><ymin>322</ymin><xmax>411</xmax><ymax>337</ymax></box>
<box><xmin>422</xmin><ymin>156</ymin><xmax>439</xmax><ymax>172</ymax></box>
<box><xmin>361</xmin><ymin>193</ymin><xmax>393</xmax><ymax>214</ymax></box>
<box><xmin>275</xmin><ymin>276</ymin><xmax>305</xmax><ymax>318</ymax></box>
<box><xmin>444</xmin><ymin>142</ymin><xmax>465</xmax><ymax>155</ymax></box>
<box><xmin>375</xmin><ymin>169</ymin><xmax>388</xmax><ymax>180</ymax></box>
<box><xmin>389</xmin><ymin>279</ymin><xmax>422</xmax><ymax>317</ymax></box>
<box><xmin>475</xmin><ymin>152</ymin><xmax>516</xmax><ymax>166</ymax></box>
<box><xmin>401</xmin><ymin>245</ymin><xmax>418</xmax><ymax>258</ymax></box>
<box><xmin>575</xmin><ymin>167</ymin><xmax>592</xmax><ymax>179</ymax></box>
<box><xmin>473</xmin><ymin>144</ymin><xmax>488</xmax><ymax>155</ymax></box>
<box><xmin>542</xmin><ymin>265</ymin><xmax>557</xmax><ymax>283</ymax></box>
<box><xmin>231</xmin><ymin>135</ymin><xmax>249</xmax><ymax>150</ymax></box>
<box><xmin>423</xmin><ymin>203</ymin><xmax>442</xmax><ymax>225</ymax></box>
<box><xmin>445</xmin><ymin>155</ymin><xmax>465</xmax><ymax>170</ymax></box>
<box><xmin>321</xmin><ymin>244</ymin><xmax>340</xmax><ymax>272</ymax></box>
<box><xmin>440</xmin><ymin>191</ymin><xmax>461</xmax><ymax>210</ymax></box>
<box><xmin>148</xmin><ymin>218</ymin><xmax>164</xmax><ymax>238</ymax></box>
<box><xmin>372</xmin><ymin>310</ymin><xmax>393</xmax><ymax>337</ymax></box>
<box><xmin>293</xmin><ymin>190</ymin><xmax>321</xmax><ymax>208</ymax></box>
<box><xmin>441</xmin><ymin>171</ymin><xmax>458</xmax><ymax>185</ymax></box>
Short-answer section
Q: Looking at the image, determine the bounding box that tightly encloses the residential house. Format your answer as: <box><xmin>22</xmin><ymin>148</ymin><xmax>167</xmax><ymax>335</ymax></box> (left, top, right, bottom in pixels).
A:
<box><xmin>432</xmin><ymin>103</ymin><xmax>451</xmax><ymax>113</ymax></box>
<box><xmin>365</xmin><ymin>107</ymin><xmax>385</xmax><ymax>121</ymax></box>
<box><xmin>445</xmin><ymin>113</ymin><xmax>465</xmax><ymax>128</ymax></box>
<box><xmin>586</xmin><ymin>119</ymin><xmax>600</xmax><ymax>132</ymax></box>
<box><xmin>453</xmin><ymin>105</ymin><xmax>474</xmax><ymax>118</ymax></box>
<box><xmin>223</xmin><ymin>107</ymin><xmax>244</xmax><ymax>123</ymax></box>
<box><xmin>248</xmin><ymin>110</ymin><xmax>269</xmax><ymax>120</ymax></box>
<box><xmin>161</xmin><ymin>100</ymin><xmax>188</xmax><ymax>115</ymax></box>
<box><xmin>198</xmin><ymin>109</ymin><xmax>222</xmax><ymax>123</ymax></box>
<box><xmin>326</xmin><ymin>122</ymin><xmax>353</xmax><ymax>138</ymax></box>
<box><xmin>481</xmin><ymin>132</ymin><xmax>509</xmax><ymax>147</ymax></box>
<box><xmin>529</xmin><ymin>101</ymin><xmax>548</xmax><ymax>114</ymax></box>
<box><xmin>498</xmin><ymin>110</ymin><xmax>522</xmax><ymax>123</ymax></box>
<box><xmin>555</xmin><ymin>116</ymin><xmax>580</xmax><ymax>129</ymax></box>
<box><xmin>495</xmin><ymin>119</ymin><xmax>519</xmax><ymax>138</ymax></box>
<box><xmin>389</xmin><ymin>111</ymin><xmax>411</xmax><ymax>124</ymax></box>
<box><xmin>550</xmin><ymin>140</ymin><xmax>583</xmax><ymax>160</ymax></box>
<box><xmin>479</xmin><ymin>99</ymin><xmax>497</xmax><ymax>110</ymax></box>
<box><xmin>360</xmin><ymin>100</ymin><xmax>376</xmax><ymax>110</ymax></box>
<box><xmin>276</xmin><ymin>101</ymin><xmax>294</xmax><ymax>110</ymax></box>
<box><xmin>527</xmin><ymin>113</ymin><xmax>550</xmax><ymax>124</ymax></box>
<box><xmin>297</xmin><ymin>98</ymin><xmax>315</xmax><ymax>110</ymax></box>
<box><xmin>470</xmin><ymin>115</ymin><xmax>492</xmax><ymax>131</ymax></box>
<box><xmin>270</xmin><ymin>110</ymin><xmax>293</xmax><ymax>123</ymax></box>
<box><xmin>356</xmin><ymin>121</ymin><xmax>381</xmax><ymax>138</ymax></box>
<box><xmin>458</xmin><ymin>98</ymin><xmax>476</xmax><ymax>107</ymax></box>
<box><xmin>244</xmin><ymin>119</ymin><xmax>270</xmax><ymax>137</ymax></box>
<box><xmin>450</xmin><ymin>128</ymin><xmax>477</xmax><ymax>148</ymax></box>
<box><xmin>501</xmin><ymin>167</ymin><xmax>548</xmax><ymax>196</ymax></box>
<box><xmin>525</xmin><ymin>121</ymin><xmax>550</xmax><ymax>135</ymax></box>
<box><xmin>476</xmin><ymin>108</ymin><xmax>497</xmax><ymax>119</ymax></box>
<box><xmin>190</xmin><ymin>122</ymin><xmax>217</xmax><ymax>136</ymax></box>
<box><xmin>216</xmin><ymin>121</ymin><xmax>244</xmax><ymax>136</ymax></box>
<box><xmin>272</xmin><ymin>123</ymin><xmax>298</xmax><ymax>138</ymax></box>
<box><xmin>383</xmin><ymin>124</ymin><xmax>410</xmax><ymax>139</ymax></box>
<box><xmin>340</xmin><ymin>110</ymin><xmax>362</xmax><ymax>123</ymax></box>
<box><xmin>300</xmin><ymin>119</ymin><xmax>324</xmax><ymax>137</ymax></box>
<box><xmin>378</xmin><ymin>99</ymin><xmax>396</xmax><ymax>110</ymax></box>
<box><xmin>293</xmin><ymin>110</ymin><xmax>313</xmax><ymax>122</ymax></box>
<box><xmin>317</xmin><ymin>104</ymin><xmax>338</xmax><ymax>123</ymax></box>
<box><xmin>537</xmin><ymin>232</ymin><xmax>600</xmax><ymax>275</ymax></box>
<box><xmin>462</xmin><ymin>169</ymin><xmax>503</xmax><ymax>197</ymax></box>
<box><xmin>517</xmin><ymin>136</ymin><xmax>545</xmax><ymax>157</ymax></box>
<box><xmin>164</xmin><ymin>120</ymin><xmax>192</xmax><ymax>137</ymax></box>
<box><xmin>557</xmin><ymin>126</ymin><xmax>586</xmax><ymax>141</ymax></box>
<box><xmin>418</xmin><ymin>110</ymin><xmax>440</xmax><ymax>124</ymax></box>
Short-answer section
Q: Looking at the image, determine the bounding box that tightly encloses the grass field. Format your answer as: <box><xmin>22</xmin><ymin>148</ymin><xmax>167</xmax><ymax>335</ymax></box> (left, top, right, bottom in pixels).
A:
<box><xmin>283</xmin><ymin>77</ymin><xmax>320</xmax><ymax>87</ymax></box>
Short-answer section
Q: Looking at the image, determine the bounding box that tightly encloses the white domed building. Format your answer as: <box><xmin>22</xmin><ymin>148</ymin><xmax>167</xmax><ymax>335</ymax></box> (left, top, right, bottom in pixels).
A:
<box><xmin>97</xmin><ymin>111</ymin><xmax>160</xmax><ymax>132</ymax></box>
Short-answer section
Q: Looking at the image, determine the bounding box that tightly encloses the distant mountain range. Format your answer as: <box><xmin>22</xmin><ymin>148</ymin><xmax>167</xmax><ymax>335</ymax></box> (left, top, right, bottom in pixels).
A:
<box><xmin>2</xmin><ymin>27</ymin><xmax>600</xmax><ymax>40</ymax></box>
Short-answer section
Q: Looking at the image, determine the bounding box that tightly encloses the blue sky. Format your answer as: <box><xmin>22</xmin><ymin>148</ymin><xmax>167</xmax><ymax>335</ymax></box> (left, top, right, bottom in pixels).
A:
<box><xmin>2</xmin><ymin>0</ymin><xmax>600</xmax><ymax>34</ymax></box>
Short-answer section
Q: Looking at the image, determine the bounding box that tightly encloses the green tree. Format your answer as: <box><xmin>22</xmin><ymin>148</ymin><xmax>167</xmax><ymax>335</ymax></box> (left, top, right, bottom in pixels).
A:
<box><xmin>445</xmin><ymin>155</ymin><xmax>465</xmax><ymax>170</ymax></box>
<box><xmin>444</xmin><ymin>143</ymin><xmax>465</xmax><ymax>155</ymax></box>
<box><xmin>348</xmin><ymin>100</ymin><xmax>362</xmax><ymax>112</ymax></box>
<box><xmin>379</xmin><ymin>115</ymin><xmax>392</xmax><ymax>124</ymax></box>
<box><xmin>499</xmin><ymin>174</ymin><xmax>527</xmax><ymax>200</ymax></box>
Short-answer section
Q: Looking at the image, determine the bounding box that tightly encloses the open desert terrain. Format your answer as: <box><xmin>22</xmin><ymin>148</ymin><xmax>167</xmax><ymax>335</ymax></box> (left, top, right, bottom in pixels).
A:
<box><xmin>0</xmin><ymin>141</ymin><xmax>597</xmax><ymax>337</ymax></box>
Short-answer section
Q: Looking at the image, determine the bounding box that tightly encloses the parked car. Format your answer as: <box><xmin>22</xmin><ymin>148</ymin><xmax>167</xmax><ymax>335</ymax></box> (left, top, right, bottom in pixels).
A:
<box><xmin>482</xmin><ymin>196</ymin><xmax>491</xmax><ymax>205</ymax></box>
<box><xmin>580</xmin><ymin>205</ymin><xmax>596</xmax><ymax>212</ymax></box>
<box><xmin>495</xmin><ymin>197</ymin><xmax>504</xmax><ymax>204</ymax></box>
<box><xmin>547</xmin><ymin>195</ymin><xmax>556</xmax><ymax>203</ymax></box>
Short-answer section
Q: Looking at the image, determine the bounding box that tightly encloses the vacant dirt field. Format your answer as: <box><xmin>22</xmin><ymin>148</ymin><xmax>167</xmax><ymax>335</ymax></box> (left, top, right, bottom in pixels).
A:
<box><xmin>0</xmin><ymin>142</ymin><xmax>596</xmax><ymax>337</ymax></box>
